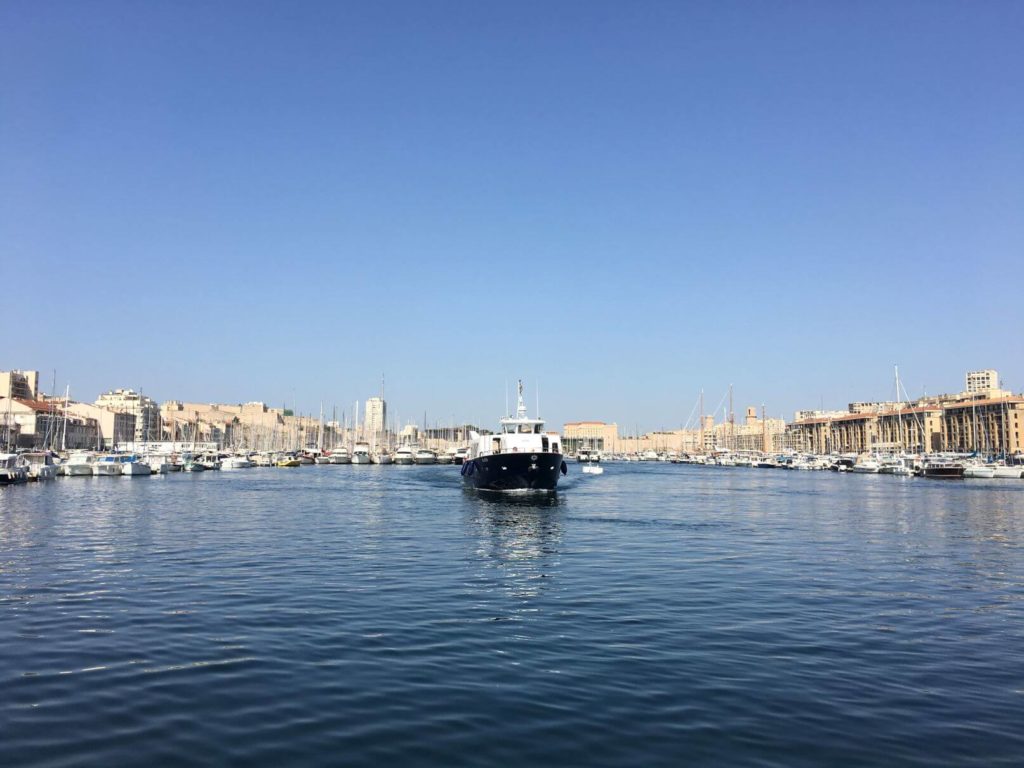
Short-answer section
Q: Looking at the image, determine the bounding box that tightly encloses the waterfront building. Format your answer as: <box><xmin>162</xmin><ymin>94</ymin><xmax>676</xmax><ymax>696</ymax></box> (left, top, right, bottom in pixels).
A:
<box><xmin>563</xmin><ymin>421</ymin><xmax>619</xmax><ymax>454</ymax></box>
<box><xmin>0</xmin><ymin>397</ymin><xmax>63</xmax><ymax>449</ymax></box>
<box><xmin>95</xmin><ymin>388</ymin><xmax>161</xmax><ymax>443</ymax></box>
<box><xmin>67</xmin><ymin>402</ymin><xmax>134</xmax><ymax>449</ymax></box>
<box><xmin>0</xmin><ymin>370</ymin><xmax>39</xmax><ymax>401</ymax></box>
<box><xmin>966</xmin><ymin>369</ymin><xmax>1000</xmax><ymax>394</ymax></box>
<box><xmin>788</xmin><ymin>394</ymin><xmax>1023</xmax><ymax>456</ymax></box>
<box><xmin>364</xmin><ymin>397</ymin><xmax>387</xmax><ymax>441</ymax></box>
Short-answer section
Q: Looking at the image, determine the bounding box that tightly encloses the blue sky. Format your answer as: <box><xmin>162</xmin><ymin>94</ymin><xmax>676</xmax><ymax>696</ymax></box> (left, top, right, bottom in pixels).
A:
<box><xmin>2</xmin><ymin>1</ymin><xmax>1022</xmax><ymax>431</ymax></box>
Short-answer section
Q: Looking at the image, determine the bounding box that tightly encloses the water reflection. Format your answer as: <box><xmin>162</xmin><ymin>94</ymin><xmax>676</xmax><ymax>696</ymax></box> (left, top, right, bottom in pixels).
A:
<box><xmin>464</xmin><ymin>491</ymin><xmax>564</xmax><ymax>600</ymax></box>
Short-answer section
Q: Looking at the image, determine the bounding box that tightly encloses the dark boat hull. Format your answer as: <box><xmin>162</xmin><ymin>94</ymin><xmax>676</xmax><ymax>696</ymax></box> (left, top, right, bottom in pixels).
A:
<box><xmin>461</xmin><ymin>452</ymin><xmax>566</xmax><ymax>492</ymax></box>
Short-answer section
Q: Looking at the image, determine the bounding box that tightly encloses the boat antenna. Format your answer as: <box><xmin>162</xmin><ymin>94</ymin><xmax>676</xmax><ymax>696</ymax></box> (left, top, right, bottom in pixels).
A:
<box><xmin>505</xmin><ymin>380</ymin><xmax>509</xmax><ymax>418</ymax></box>
<box><xmin>536</xmin><ymin>380</ymin><xmax>540</xmax><ymax>419</ymax></box>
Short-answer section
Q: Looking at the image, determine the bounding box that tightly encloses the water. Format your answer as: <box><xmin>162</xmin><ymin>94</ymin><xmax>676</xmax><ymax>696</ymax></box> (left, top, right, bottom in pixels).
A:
<box><xmin>2</xmin><ymin>465</ymin><xmax>1023</xmax><ymax>766</ymax></box>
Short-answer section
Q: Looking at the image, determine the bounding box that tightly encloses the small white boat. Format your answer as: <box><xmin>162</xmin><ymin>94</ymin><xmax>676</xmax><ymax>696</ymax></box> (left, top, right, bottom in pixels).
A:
<box><xmin>393</xmin><ymin>446</ymin><xmax>415</xmax><ymax>465</ymax></box>
<box><xmin>0</xmin><ymin>453</ymin><xmax>29</xmax><ymax>485</ymax></box>
<box><xmin>314</xmin><ymin>455</ymin><xmax>332</xmax><ymax>465</ymax></box>
<box><xmin>23</xmin><ymin>452</ymin><xmax>59</xmax><ymax>481</ymax></box>
<box><xmin>371</xmin><ymin>451</ymin><xmax>393</xmax><ymax>465</ymax></box>
<box><xmin>64</xmin><ymin>451</ymin><xmax>97</xmax><ymax>476</ymax></box>
<box><xmin>963</xmin><ymin>464</ymin><xmax>996</xmax><ymax>479</ymax></box>
<box><xmin>122</xmin><ymin>456</ymin><xmax>152</xmax><ymax>476</ymax></box>
<box><xmin>851</xmin><ymin>457</ymin><xmax>881</xmax><ymax>474</ymax></box>
<box><xmin>414</xmin><ymin>448</ymin><xmax>438</xmax><ymax>465</ymax></box>
<box><xmin>328</xmin><ymin>450</ymin><xmax>351</xmax><ymax>465</ymax></box>
<box><xmin>993</xmin><ymin>465</ymin><xmax>1024</xmax><ymax>479</ymax></box>
<box><xmin>581</xmin><ymin>464</ymin><xmax>604</xmax><ymax>475</ymax></box>
<box><xmin>93</xmin><ymin>454</ymin><xmax>126</xmax><ymax>476</ymax></box>
<box><xmin>221</xmin><ymin>455</ymin><xmax>254</xmax><ymax>470</ymax></box>
<box><xmin>351</xmin><ymin>443</ymin><xmax>373</xmax><ymax>464</ymax></box>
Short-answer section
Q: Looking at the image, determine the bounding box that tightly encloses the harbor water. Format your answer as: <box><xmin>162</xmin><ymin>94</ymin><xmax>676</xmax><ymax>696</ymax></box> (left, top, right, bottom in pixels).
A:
<box><xmin>2</xmin><ymin>464</ymin><xmax>1023</xmax><ymax>766</ymax></box>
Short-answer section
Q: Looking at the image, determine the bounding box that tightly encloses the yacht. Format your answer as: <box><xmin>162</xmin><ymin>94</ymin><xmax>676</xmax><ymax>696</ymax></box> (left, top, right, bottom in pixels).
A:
<box><xmin>851</xmin><ymin>456</ymin><xmax>881</xmax><ymax>474</ymax></box>
<box><xmin>576</xmin><ymin>448</ymin><xmax>600</xmax><ymax>463</ymax></box>
<box><xmin>221</xmin><ymin>455</ymin><xmax>254</xmax><ymax>470</ymax></box>
<box><xmin>93</xmin><ymin>454</ymin><xmax>127</xmax><ymax>476</ymax></box>
<box><xmin>371</xmin><ymin>450</ymin><xmax>393</xmax><ymax>465</ymax></box>
<box><xmin>878</xmin><ymin>456</ymin><xmax>913</xmax><ymax>476</ymax></box>
<box><xmin>0</xmin><ymin>453</ymin><xmax>28</xmax><ymax>484</ymax></box>
<box><xmin>328</xmin><ymin>449</ymin><xmax>351</xmax><ymax>465</ymax></box>
<box><xmin>461</xmin><ymin>380</ymin><xmax>566</xmax><ymax>493</ymax></box>
<box><xmin>452</xmin><ymin>447</ymin><xmax>469</xmax><ymax>465</ymax></box>
<box><xmin>993</xmin><ymin>464</ymin><xmax>1024</xmax><ymax>479</ymax></box>
<box><xmin>64</xmin><ymin>451</ymin><xmax>97</xmax><ymax>476</ymax></box>
<box><xmin>121</xmin><ymin>455</ymin><xmax>152</xmax><ymax>475</ymax></box>
<box><xmin>435</xmin><ymin>451</ymin><xmax>453</xmax><ymax>465</ymax></box>
<box><xmin>393</xmin><ymin>445</ymin><xmax>415</xmax><ymax>465</ymax></box>
<box><xmin>413</xmin><ymin>448</ymin><xmax>438</xmax><ymax>465</ymax></box>
<box><xmin>351</xmin><ymin>443</ymin><xmax>373</xmax><ymax>464</ymax></box>
<box><xmin>141</xmin><ymin>453</ymin><xmax>174</xmax><ymax>474</ymax></box>
<box><xmin>23</xmin><ymin>452</ymin><xmax>59</xmax><ymax>481</ymax></box>
<box><xmin>922</xmin><ymin>457</ymin><xmax>965</xmax><ymax>478</ymax></box>
<box><xmin>314</xmin><ymin>454</ymin><xmax>332</xmax><ymax>465</ymax></box>
<box><xmin>963</xmin><ymin>462</ymin><xmax>996</xmax><ymax>479</ymax></box>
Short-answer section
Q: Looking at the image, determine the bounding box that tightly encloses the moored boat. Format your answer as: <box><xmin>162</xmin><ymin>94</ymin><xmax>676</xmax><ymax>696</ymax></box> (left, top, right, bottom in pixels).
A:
<box><xmin>0</xmin><ymin>453</ymin><xmax>28</xmax><ymax>485</ymax></box>
<box><xmin>23</xmin><ymin>452</ymin><xmax>59</xmax><ymax>481</ymax></box>
<box><xmin>413</xmin><ymin>448</ymin><xmax>437</xmax><ymax>465</ymax></box>
<box><xmin>351</xmin><ymin>443</ymin><xmax>373</xmax><ymax>464</ymax></box>
<box><xmin>393</xmin><ymin>445</ymin><xmax>415</xmax><ymax>465</ymax></box>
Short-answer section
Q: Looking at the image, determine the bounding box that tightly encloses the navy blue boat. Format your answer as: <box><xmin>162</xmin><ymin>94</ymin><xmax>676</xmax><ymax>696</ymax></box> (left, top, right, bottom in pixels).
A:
<box><xmin>461</xmin><ymin>381</ymin><xmax>567</xmax><ymax>493</ymax></box>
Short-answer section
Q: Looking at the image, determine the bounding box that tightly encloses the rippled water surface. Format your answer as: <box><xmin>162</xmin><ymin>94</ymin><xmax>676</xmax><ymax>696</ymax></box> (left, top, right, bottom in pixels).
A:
<box><xmin>2</xmin><ymin>465</ymin><xmax>1023</xmax><ymax>766</ymax></box>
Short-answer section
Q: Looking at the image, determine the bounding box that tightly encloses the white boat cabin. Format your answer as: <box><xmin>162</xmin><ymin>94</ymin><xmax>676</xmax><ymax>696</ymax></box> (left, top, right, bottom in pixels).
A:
<box><xmin>469</xmin><ymin>383</ymin><xmax>562</xmax><ymax>458</ymax></box>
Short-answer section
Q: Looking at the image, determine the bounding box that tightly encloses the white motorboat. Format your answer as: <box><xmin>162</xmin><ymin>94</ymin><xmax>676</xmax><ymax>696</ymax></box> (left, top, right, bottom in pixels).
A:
<box><xmin>393</xmin><ymin>446</ymin><xmax>415</xmax><ymax>465</ymax></box>
<box><xmin>0</xmin><ymin>453</ymin><xmax>28</xmax><ymax>485</ymax></box>
<box><xmin>122</xmin><ymin>455</ymin><xmax>152</xmax><ymax>475</ymax></box>
<box><xmin>371</xmin><ymin>451</ymin><xmax>393</xmax><ymax>465</ymax></box>
<box><xmin>581</xmin><ymin>464</ymin><xmax>604</xmax><ymax>475</ymax></box>
<box><xmin>141</xmin><ymin>454</ymin><xmax>173</xmax><ymax>474</ymax></box>
<box><xmin>878</xmin><ymin>456</ymin><xmax>913</xmax><ymax>476</ymax></box>
<box><xmin>23</xmin><ymin>452</ymin><xmax>59</xmax><ymax>481</ymax></box>
<box><xmin>64</xmin><ymin>451</ymin><xmax>97</xmax><ymax>476</ymax></box>
<box><xmin>414</xmin><ymin>448</ymin><xmax>438</xmax><ymax>465</ymax></box>
<box><xmin>351</xmin><ymin>443</ymin><xmax>373</xmax><ymax>464</ymax></box>
<box><xmin>851</xmin><ymin>457</ymin><xmax>881</xmax><ymax>474</ymax></box>
<box><xmin>93</xmin><ymin>454</ymin><xmax>126</xmax><ymax>476</ymax></box>
<box><xmin>328</xmin><ymin>450</ymin><xmax>351</xmax><ymax>465</ymax></box>
<box><xmin>993</xmin><ymin>464</ymin><xmax>1024</xmax><ymax>479</ymax></box>
<box><xmin>314</xmin><ymin>455</ymin><xmax>332</xmax><ymax>465</ymax></box>
<box><xmin>221</xmin><ymin>455</ymin><xmax>254</xmax><ymax>470</ymax></box>
<box><xmin>963</xmin><ymin>463</ymin><xmax>996</xmax><ymax>479</ymax></box>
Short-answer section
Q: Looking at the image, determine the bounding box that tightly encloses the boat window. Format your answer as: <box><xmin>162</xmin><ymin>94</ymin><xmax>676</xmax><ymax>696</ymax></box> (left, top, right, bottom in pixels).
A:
<box><xmin>520</xmin><ymin>424</ymin><xmax>532</xmax><ymax>434</ymax></box>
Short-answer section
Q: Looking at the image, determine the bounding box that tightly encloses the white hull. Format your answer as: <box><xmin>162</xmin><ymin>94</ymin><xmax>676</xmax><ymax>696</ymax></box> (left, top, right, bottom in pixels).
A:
<box><xmin>122</xmin><ymin>461</ymin><xmax>151</xmax><ymax>476</ymax></box>
<box><xmin>993</xmin><ymin>466</ymin><xmax>1024</xmax><ymax>479</ymax></box>
<box><xmin>29</xmin><ymin>465</ymin><xmax>59</xmax><ymax>481</ymax></box>
<box><xmin>221</xmin><ymin>457</ymin><xmax>254</xmax><ymax>470</ymax></box>
<box><xmin>372</xmin><ymin>454</ymin><xmax>393</xmax><ymax>465</ymax></box>
<box><xmin>328</xmin><ymin>455</ymin><xmax>351</xmax><ymax>465</ymax></box>
<box><xmin>963</xmin><ymin>466</ymin><xmax>996</xmax><ymax>479</ymax></box>
<box><xmin>65</xmin><ymin>463</ymin><xmax>95</xmax><ymax>476</ymax></box>
<box><xmin>351</xmin><ymin>455</ymin><xmax>372</xmax><ymax>465</ymax></box>
<box><xmin>93</xmin><ymin>464</ymin><xmax>123</xmax><ymax>476</ymax></box>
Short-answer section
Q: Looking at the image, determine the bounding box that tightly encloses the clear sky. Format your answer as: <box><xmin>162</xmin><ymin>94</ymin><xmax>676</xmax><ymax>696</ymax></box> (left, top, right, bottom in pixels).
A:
<box><xmin>2</xmin><ymin>1</ymin><xmax>1022</xmax><ymax>431</ymax></box>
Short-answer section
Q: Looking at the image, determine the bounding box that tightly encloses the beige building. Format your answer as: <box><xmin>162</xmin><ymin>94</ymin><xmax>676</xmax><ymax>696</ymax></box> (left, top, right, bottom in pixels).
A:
<box><xmin>95</xmin><ymin>388</ymin><xmax>161</xmax><ymax>443</ymax></box>
<box><xmin>788</xmin><ymin>395</ymin><xmax>1024</xmax><ymax>456</ymax></box>
<box><xmin>67</xmin><ymin>402</ymin><xmax>135</xmax><ymax>448</ymax></box>
<box><xmin>0</xmin><ymin>370</ymin><xmax>39</xmax><ymax>400</ymax></box>
<box><xmin>363</xmin><ymin>397</ymin><xmax>387</xmax><ymax>440</ymax></box>
<box><xmin>562</xmin><ymin>421</ymin><xmax>619</xmax><ymax>453</ymax></box>
<box><xmin>966</xmin><ymin>369</ymin><xmax>999</xmax><ymax>394</ymax></box>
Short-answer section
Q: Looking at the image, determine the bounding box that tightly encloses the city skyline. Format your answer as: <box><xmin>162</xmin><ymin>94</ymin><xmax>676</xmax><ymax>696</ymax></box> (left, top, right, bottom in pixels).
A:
<box><xmin>3</xmin><ymin>2</ymin><xmax>1022</xmax><ymax>429</ymax></box>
